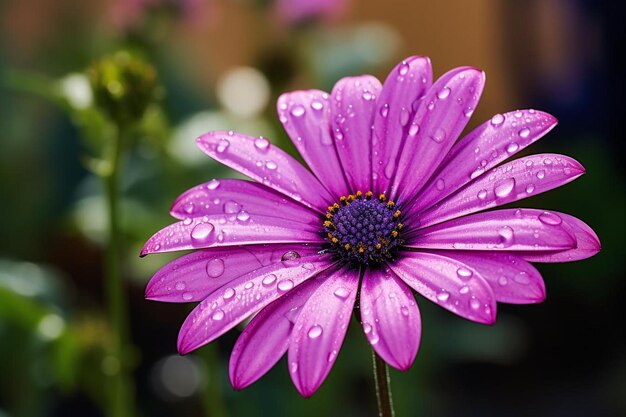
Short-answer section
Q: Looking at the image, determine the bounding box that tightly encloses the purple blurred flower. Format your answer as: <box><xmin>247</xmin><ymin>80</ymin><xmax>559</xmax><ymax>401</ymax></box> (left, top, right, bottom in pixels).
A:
<box><xmin>143</xmin><ymin>56</ymin><xmax>600</xmax><ymax>396</ymax></box>
<box><xmin>275</xmin><ymin>0</ymin><xmax>348</xmax><ymax>25</ymax></box>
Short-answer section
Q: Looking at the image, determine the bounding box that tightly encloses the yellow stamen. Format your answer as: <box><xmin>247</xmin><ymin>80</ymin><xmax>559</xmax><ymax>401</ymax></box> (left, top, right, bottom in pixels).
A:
<box><xmin>378</xmin><ymin>194</ymin><xmax>387</xmax><ymax>202</ymax></box>
<box><xmin>365</xmin><ymin>191</ymin><xmax>373</xmax><ymax>199</ymax></box>
<box><xmin>393</xmin><ymin>210</ymin><xmax>401</xmax><ymax>218</ymax></box>
<box><xmin>331</xmin><ymin>237</ymin><xmax>339</xmax><ymax>244</ymax></box>
<box><xmin>391</xmin><ymin>230</ymin><xmax>398</xmax><ymax>238</ymax></box>
<box><xmin>323</xmin><ymin>221</ymin><xmax>333</xmax><ymax>228</ymax></box>
<box><xmin>344</xmin><ymin>243</ymin><xmax>350</xmax><ymax>250</ymax></box>
<box><xmin>387</xmin><ymin>201</ymin><xmax>395</xmax><ymax>209</ymax></box>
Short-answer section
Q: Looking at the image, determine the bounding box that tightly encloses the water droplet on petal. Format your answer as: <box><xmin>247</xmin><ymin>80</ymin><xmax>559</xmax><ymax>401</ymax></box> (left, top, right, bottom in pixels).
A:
<box><xmin>526</xmin><ymin>184</ymin><xmax>535</xmax><ymax>193</ymax></box>
<box><xmin>409</xmin><ymin>122</ymin><xmax>420</xmax><ymax>136</ymax></box>
<box><xmin>430</xmin><ymin>128</ymin><xmax>446</xmax><ymax>143</ymax></box>
<box><xmin>362</xmin><ymin>91</ymin><xmax>374</xmax><ymax>101</ymax></box>
<box><xmin>191</xmin><ymin>223</ymin><xmax>215</xmax><ymax>245</ymax></box>
<box><xmin>277</xmin><ymin>279</ymin><xmax>294</xmax><ymax>292</ymax></box>
<box><xmin>437</xmin><ymin>87</ymin><xmax>451</xmax><ymax>99</ymax></box>
<box><xmin>506</xmin><ymin>142</ymin><xmax>519</xmax><ymax>153</ymax></box>
<box><xmin>327</xmin><ymin>350</ymin><xmax>337</xmax><ymax>362</ymax></box>
<box><xmin>477</xmin><ymin>189</ymin><xmax>488</xmax><ymax>200</ymax></box>
<box><xmin>401</xmin><ymin>306</ymin><xmax>410</xmax><ymax>316</ymax></box>
<box><xmin>494</xmin><ymin>178</ymin><xmax>516</xmax><ymax>198</ymax></box>
<box><xmin>498</xmin><ymin>276</ymin><xmax>508</xmax><ymax>286</ymax></box>
<box><xmin>399</xmin><ymin>107</ymin><xmax>410</xmax><ymax>126</ymax></box>
<box><xmin>281</xmin><ymin>251</ymin><xmax>301</xmax><ymax>262</ymax></box>
<box><xmin>379</xmin><ymin>104</ymin><xmax>389</xmax><ymax>118</ymax></box>
<box><xmin>182</xmin><ymin>292</ymin><xmax>193</xmax><ymax>301</ymax></box>
<box><xmin>399</xmin><ymin>61</ymin><xmax>410</xmax><ymax>75</ymax></box>
<box><xmin>254</xmin><ymin>137</ymin><xmax>270</xmax><ymax>151</ymax></box>
<box><xmin>490</xmin><ymin>113</ymin><xmax>505</xmax><ymax>126</ymax></box>
<box><xmin>212</xmin><ymin>309</ymin><xmax>225</xmax><ymax>321</ymax></box>
<box><xmin>291</xmin><ymin>105</ymin><xmax>305</xmax><ymax>117</ymax></box>
<box><xmin>536</xmin><ymin>170</ymin><xmax>546</xmax><ymax>179</ymax></box>
<box><xmin>498</xmin><ymin>226</ymin><xmax>514</xmax><ymax>245</ymax></box>
<box><xmin>307</xmin><ymin>325</ymin><xmax>323</xmax><ymax>339</ymax></box>
<box><xmin>363</xmin><ymin>323</ymin><xmax>373</xmax><ymax>334</ymax></box>
<box><xmin>518</xmin><ymin>127</ymin><xmax>531</xmax><ymax>138</ymax></box>
<box><xmin>236</xmin><ymin>210</ymin><xmax>250</xmax><ymax>222</ymax></box>
<box><xmin>459</xmin><ymin>285</ymin><xmax>470</xmax><ymax>295</ymax></box>
<box><xmin>435</xmin><ymin>178</ymin><xmax>445</xmax><ymax>191</ymax></box>
<box><xmin>469</xmin><ymin>298</ymin><xmax>480</xmax><ymax>310</ymax></box>
<box><xmin>265</xmin><ymin>161</ymin><xmax>277</xmax><ymax>170</ymax></box>
<box><xmin>262</xmin><ymin>274</ymin><xmax>277</xmax><ymax>286</ymax></box>
<box><xmin>175</xmin><ymin>281</ymin><xmax>186</xmax><ymax>291</ymax></box>
<box><xmin>206</xmin><ymin>258</ymin><xmax>225</xmax><ymax>278</ymax></box>
<box><xmin>223</xmin><ymin>200</ymin><xmax>242</xmax><ymax>214</ymax></box>
<box><xmin>436</xmin><ymin>291</ymin><xmax>450</xmax><ymax>302</ymax></box>
<box><xmin>538</xmin><ymin>211</ymin><xmax>562</xmax><ymax>225</ymax></box>
<box><xmin>457</xmin><ymin>268</ymin><xmax>473</xmax><ymax>280</ymax></box>
<box><xmin>216</xmin><ymin>139</ymin><xmax>230</xmax><ymax>153</ymax></box>
<box><xmin>207</xmin><ymin>179</ymin><xmax>220</xmax><ymax>190</ymax></box>
<box><xmin>311</xmin><ymin>100</ymin><xmax>324</xmax><ymax>110</ymax></box>
<box><xmin>183</xmin><ymin>218</ymin><xmax>193</xmax><ymax>225</ymax></box>
<box><xmin>223</xmin><ymin>287</ymin><xmax>235</xmax><ymax>300</ymax></box>
<box><xmin>333</xmin><ymin>287</ymin><xmax>350</xmax><ymax>300</ymax></box>
<box><xmin>244</xmin><ymin>281</ymin><xmax>254</xmax><ymax>290</ymax></box>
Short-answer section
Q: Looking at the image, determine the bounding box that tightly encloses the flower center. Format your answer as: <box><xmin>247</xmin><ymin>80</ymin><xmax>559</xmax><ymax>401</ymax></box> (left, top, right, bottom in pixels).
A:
<box><xmin>323</xmin><ymin>191</ymin><xmax>404</xmax><ymax>265</ymax></box>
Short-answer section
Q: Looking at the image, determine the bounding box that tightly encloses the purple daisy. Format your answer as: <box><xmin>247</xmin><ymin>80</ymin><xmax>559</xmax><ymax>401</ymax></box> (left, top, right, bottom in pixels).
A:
<box><xmin>142</xmin><ymin>55</ymin><xmax>600</xmax><ymax>397</ymax></box>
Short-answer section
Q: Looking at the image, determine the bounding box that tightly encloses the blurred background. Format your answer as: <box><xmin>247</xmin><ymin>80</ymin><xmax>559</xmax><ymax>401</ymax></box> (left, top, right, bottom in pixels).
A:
<box><xmin>0</xmin><ymin>0</ymin><xmax>624</xmax><ymax>416</ymax></box>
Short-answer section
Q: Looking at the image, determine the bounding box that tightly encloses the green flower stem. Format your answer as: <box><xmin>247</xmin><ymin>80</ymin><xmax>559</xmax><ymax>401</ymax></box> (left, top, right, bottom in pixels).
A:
<box><xmin>372</xmin><ymin>350</ymin><xmax>395</xmax><ymax>417</ymax></box>
<box><xmin>103</xmin><ymin>125</ymin><xmax>134</xmax><ymax>417</ymax></box>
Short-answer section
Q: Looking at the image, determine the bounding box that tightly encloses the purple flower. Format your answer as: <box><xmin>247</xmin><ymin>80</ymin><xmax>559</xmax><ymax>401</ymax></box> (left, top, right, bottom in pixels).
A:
<box><xmin>143</xmin><ymin>56</ymin><xmax>600</xmax><ymax>397</ymax></box>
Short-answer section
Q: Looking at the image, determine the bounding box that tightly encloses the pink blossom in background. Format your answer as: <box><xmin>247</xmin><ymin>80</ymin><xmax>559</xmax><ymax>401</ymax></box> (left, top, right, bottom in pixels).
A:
<box><xmin>142</xmin><ymin>55</ymin><xmax>600</xmax><ymax>397</ymax></box>
<box><xmin>275</xmin><ymin>0</ymin><xmax>349</xmax><ymax>25</ymax></box>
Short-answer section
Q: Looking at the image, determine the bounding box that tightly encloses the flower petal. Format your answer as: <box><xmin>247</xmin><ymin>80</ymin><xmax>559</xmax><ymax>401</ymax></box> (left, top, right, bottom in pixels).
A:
<box><xmin>390</xmin><ymin>251</ymin><xmax>496</xmax><ymax>324</ymax></box>
<box><xmin>412</xmin><ymin>110</ymin><xmax>558</xmax><ymax>213</ymax></box>
<box><xmin>330</xmin><ymin>75</ymin><xmax>382</xmax><ymax>192</ymax></box>
<box><xmin>391</xmin><ymin>67</ymin><xmax>486</xmax><ymax>203</ymax></box>
<box><xmin>177</xmin><ymin>254</ymin><xmax>333</xmax><ymax>354</ymax></box>
<box><xmin>372</xmin><ymin>56</ymin><xmax>433</xmax><ymax>194</ymax></box>
<box><xmin>145</xmin><ymin>244</ymin><xmax>321</xmax><ymax>303</ymax></box>
<box><xmin>416</xmin><ymin>154</ymin><xmax>585</xmax><ymax>227</ymax></box>
<box><xmin>436</xmin><ymin>251</ymin><xmax>546</xmax><ymax>304</ymax></box>
<box><xmin>407</xmin><ymin>208</ymin><xmax>577</xmax><ymax>252</ymax></box>
<box><xmin>141</xmin><ymin>214</ymin><xmax>322</xmax><ymax>256</ymax></box>
<box><xmin>277</xmin><ymin>90</ymin><xmax>350</xmax><ymax>198</ymax></box>
<box><xmin>360</xmin><ymin>268</ymin><xmax>421</xmax><ymax>370</ymax></box>
<box><xmin>519</xmin><ymin>213</ymin><xmax>601</xmax><ymax>262</ymax></box>
<box><xmin>170</xmin><ymin>179</ymin><xmax>320</xmax><ymax>223</ymax></box>
<box><xmin>288</xmin><ymin>266</ymin><xmax>359</xmax><ymax>397</ymax></box>
<box><xmin>196</xmin><ymin>131</ymin><xmax>333</xmax><ymax>211</ymax></box>
<box><xmin>229</xmin><ymin>277</ymin><xmax>325</xmax><ymax>390</ymax></box>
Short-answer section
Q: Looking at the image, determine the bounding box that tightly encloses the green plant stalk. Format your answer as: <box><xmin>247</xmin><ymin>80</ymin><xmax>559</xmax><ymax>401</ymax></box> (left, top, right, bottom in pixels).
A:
<box><xmin>372</xmin><ymin>350</ymin><xmax>395</xmax><ymax>417</ymax></box>
<box><xmin>103</xmin><ymin>125</ymin><xmax>134</xmax><ymax>417</ymax></box>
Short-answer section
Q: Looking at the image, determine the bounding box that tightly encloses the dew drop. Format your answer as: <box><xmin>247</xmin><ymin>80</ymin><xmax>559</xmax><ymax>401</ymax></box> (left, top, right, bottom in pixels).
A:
<box><xmin>175</xmin><ymin>281</ymin><xmax>186</xmax><ymax>291</ymax></box>
<box><xmin>368</xmin><ymin>332</ymin><xmax>380</xmax><ymax>345</ymax></box>
<box><xmin>223</xmin><ymin>200</ymin><xmax>242</xmax><ymax>214</ymax></box>
<box><xmin>223</xmin><ymin>287</ymin><xmax>235</xmax><ymax>300</ymax></box>
<box><xmin>490</xmin><ymin>113</ymin><xmax>505</xmax><ymax>126</ymax></box>
<box><xmin>182</xmin><ymin>292</ymin><xmax>193</xmax><ymax>301</ymax></box>
<box><xmin>206</xmin><ymin>258</ymin><xmax>225</xmax><ymax>278</ymax></box>
<box><xmin>477</xmin><ymin>189</ymin><xmax>488</xmax><ymax>200</ymax></box>
<box><xmin>311</xmin><ymin>100</ymin><xmax>324</xmax><ymax>110</ymax></box>
<box><xmin>254</xmin><ymin>137</ymin><xmax>270</xmax><ymax>151</ymax></box>
<box><xmin>459</xmin><ymin>285</ymin><xmax>470</xmax><ymax>295</ymax></box>
<box><xmin>401</xmin><ymin>306</ymin><xmax>410</xmax><ymax>316</ymax></box>
<box><xmin>291</xmin><ymin>105</ymin><xmax>305</xmax><ymax>117</ymax></box>
<box><xmin>409</xmin><ymin>122</ymin><xmax>420</xmax><ymax>136</ymax></box>
<box><xmin>536</xmin><ymin>170</ymin><xmax>546</xmax><ymax>179</ymax></box>
<box><xmin>363</xmin><ymin>323</ymin><xmax>373</xmax><ymax>334</ymax></box>
<box><xmin>216</xmin><ymin>139</ymin><xmax>230</xmax><ymax>153</ymax></box>
<box><xmin>518</xmin><ymin>127</ymin><xmax>531</xmax><ymax>138</ymax></box>
<box><xmin>430</xmin><ymin>128</ymin><xmax>446</xmax><ymax>143</ymax></box>
<box><xmin>191</xmin><ymin>223</ymin><xmax>215</xmax><ymax>244</ymax></box>
<box><xmin>183</xmin><ymin>218</ymin><xmax>193</xmax><ymax>226</ymax></box>
<box><xmin>470</xmin><ymin>298</ymin><xmax>481</xmax><ymax>310</ymax></box>
<box><xmin>494</xmin><ymin>178</ymin><xmax>516</xmax><ymax>198</ymax></box>
<box><xmin>435</xmin><ymin>178</ymin><xmax>445</xmax><ymax>191</ymax></box>
<box><xmin>498</xmin><ymin>226</ymin><xmax>514</xmax><ymax>245</ymax></box>
<box><xmin>207</xmin><ymin>179</ymin><xmax>220</xmax><ymax>190</ymax></box>
<box><xmin>265</xmin><ymin>160</ymin><xmax>278</xmax><ymax>170</ymax></box>
<box><xmin>308</xmin><ymin>325</ymin><xmax>323</xmax><ymax>339</ymax></box>
<box><xmin>333</xmin><ymin>287</ymin><xmax>350</xmax><ymax>300</ymax></box>
<box><xmin>514</xmin><ymin>273</ymin><xmax>530</xmax><ymax>285</ymax></box>
<box><xmin>277</xmin><ymin>279</ymin><xmax>294</xmax><ymax>292</ymax></box>
<box><xmin>538</xmin><ymin>211</ymin><xmax>562</xmax><ymax>225</ymax></box>
<box><xmin>212</xmin><ymin>309</ymin><xmax>225</xmax><ymax>321</ymax></box>
<box><xmin>498</xmin><ymin>276</ymin><xmax>508</xmax><ymax>286</ymax></box>
<box><xmin>526</xmin><ymin>184</ymin><xmax>535</xmax><ymax>193</ymax></box>
<box><xmin>244</xmin><ymin>281</ymin><xmax>254</xmax><ymax>290</ymax></box>
<box><xmin>464</xmin><ymin>107</ymin><xmax>474</xmax><ymax>118</ymax></box>
<box><xmin>506</xmin><ymin>142</ymin><xmax>519</xmax><ymax>153</ymax></box>
<box><xmin>457</xmin><ymin>268</ymin><xmax>473</xmax><ymax>280</ymax></box>
<box><xmin>437</xmin><ymin>87</ymin><xmax>451</xmax><ymax>99</ymax></box>
<box><xmin>379</xmin><ymin>104</ymin><xmax>389</xmax><ymax>118</ymax></box>
<box><xmin>281</xmin><ymin>250</ymin><xmax>301</xmax><ymax>262</ymax></box>
<box><xmin>362</xmin><ymin>91</ymin><xmax>374</xmax><ymax>101</ymax></box>
<box><xmin>399</xmin><ymin>107</ymin><xmax>410</xmax><ymax>126</ymax></box>
<box><xmin>262</xmin><ymin>274</ymin><xmax>277</xmax><ymax>286</ymax></box>
<box><xmin>399</xmin><ymin>61</ymin><xmax>410</xmax><ymax>75</ymax></box>
<box><xmin>327</xmin><ymin>350</ymin><xmax>338</xmax><ymax>362</ymax></box>
<box><xmin>236</xmin><ymin>210</ymin><xmax>250</xmax><ymax>222</ymax></box>
<box><xmin>436</xmin><ymin>290</ymin><xmax>450</xmax><ymax>302</ymax></box>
